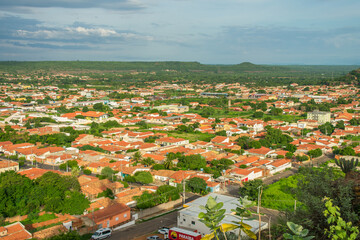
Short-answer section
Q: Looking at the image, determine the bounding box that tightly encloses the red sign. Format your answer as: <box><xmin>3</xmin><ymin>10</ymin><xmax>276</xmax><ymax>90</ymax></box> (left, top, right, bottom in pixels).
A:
<box><xmin>169</xmin><ymin>228</ymin><xmax>201</xmax><ymax>240</ymax></box>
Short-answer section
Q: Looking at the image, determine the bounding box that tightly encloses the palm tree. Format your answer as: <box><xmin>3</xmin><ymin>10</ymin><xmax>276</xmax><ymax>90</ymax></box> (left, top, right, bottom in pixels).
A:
<box><xmin>133</xmin><ymin>151</ymin><xmax>142</xmax><ymax>163</ymax></box>
<box><xmin>141</xmin><ymin>157</ymin><xmax>155</xmax><ymax>167</ymax></box>
<box><xmin>164</xmin><ymin>156</ymin><xmax>174</xmax><ymax>169</ymax></box>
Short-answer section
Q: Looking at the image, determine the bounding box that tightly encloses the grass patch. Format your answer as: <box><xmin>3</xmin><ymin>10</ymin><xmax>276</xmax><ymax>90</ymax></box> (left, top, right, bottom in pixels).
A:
<box><xmin>29</xmin><ymin>222</ymin><xmax>62</xmax><ymax>233</ymax></box>
<box><xmin>21</xmin><ymin>213</ymin><xmax>57</xmax><ymax>225</ymax></box>
<box><xmin>167</xmin><ymin>131</ymin><xmax>215</xmax><ymax>142</ymax></box>
<box><xmin>262</xmin><ymin>175</ymin><xmax>300</xmax><ymax>211</ymax></box>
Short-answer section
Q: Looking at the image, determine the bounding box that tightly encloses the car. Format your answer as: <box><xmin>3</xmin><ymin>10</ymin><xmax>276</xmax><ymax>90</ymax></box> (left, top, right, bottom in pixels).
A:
<box><xmin>91</xmin><ymin>228</ymin><xmax>112</xmax><ymax>240</ymax></box>
<box><xmin>158</xmin><ymin>227</ymin><xmax>170</xmax><ymax>235</ymax></box>
<box><xmin>147</xmin><ymin>236</ymin><xmax>162</xmax><ymax>240</ymax></box>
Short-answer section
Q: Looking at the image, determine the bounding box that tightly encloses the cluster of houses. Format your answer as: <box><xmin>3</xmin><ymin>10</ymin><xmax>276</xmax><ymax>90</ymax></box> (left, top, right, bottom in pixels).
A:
<box><xmin>0</xmin><ymin>78</ymin><xmax>359</xmax><ymax>239</ymax></box>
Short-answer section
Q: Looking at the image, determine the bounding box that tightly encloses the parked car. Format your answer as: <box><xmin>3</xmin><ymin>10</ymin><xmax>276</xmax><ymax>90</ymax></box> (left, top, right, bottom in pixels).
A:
<box><xmin>91</xmin><ymin>228</ymin><xmax>112</xmax><ymax>240</ymax></box>
<box><xmin>158</xmin><ymin>227</ymin><xmax>170</xmax><ymax>235</ymax></box>
<box><xmin>147</xmin><ymin>236</ymin><xmax>162</xmax><ymax>240</ymax></box>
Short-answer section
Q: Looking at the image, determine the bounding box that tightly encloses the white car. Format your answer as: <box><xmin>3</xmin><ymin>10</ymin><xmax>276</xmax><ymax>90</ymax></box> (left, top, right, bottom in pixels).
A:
<box><xmin>91</xmin><ymin>228</ymin><xmax>112</xmax><ymax>240</ymax></box>
<box><xmin>147</xmin><ymin>236</ymin><xmax>162</xmax><ymax>240</ymax></box>
<box><xmin>158</xmin><ymin>227</ymin><xmax>170</xmax><ymax>235</ymax></box>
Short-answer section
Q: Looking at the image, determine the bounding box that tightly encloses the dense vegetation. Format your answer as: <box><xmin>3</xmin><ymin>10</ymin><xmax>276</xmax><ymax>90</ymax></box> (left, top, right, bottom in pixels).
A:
<box><xmin>0</xmin><ymin>61</ymin><xmax>357</xmax><ymax>88</ymax></box>
<box><xmin>244</xmin><ymin>166</ymin><xmax>359</xmax><ymax>239</ymax></box>
<box><xmin>134</xmin><ymin>185</ymin><xmax>180</xmax><ymax>209</ymax></box>
<box><xmin>0</xmin><ymin>171</ymin><xmax>89</xmax><ymax>218</ymax></box>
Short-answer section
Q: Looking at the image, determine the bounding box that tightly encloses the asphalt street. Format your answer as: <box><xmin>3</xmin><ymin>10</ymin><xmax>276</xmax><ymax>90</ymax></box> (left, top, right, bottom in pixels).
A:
<box><xmin>111</xmin><ymin>194</ymin><xmax>201</xmax><ymax>240</ymax></box>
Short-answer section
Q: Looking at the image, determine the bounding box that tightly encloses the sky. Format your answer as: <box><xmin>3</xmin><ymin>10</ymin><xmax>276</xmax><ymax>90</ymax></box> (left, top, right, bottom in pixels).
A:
<box><xmin>0</xmin><ymin>0</ymin><xmax>360</xmax><ymax>64</ymax></box>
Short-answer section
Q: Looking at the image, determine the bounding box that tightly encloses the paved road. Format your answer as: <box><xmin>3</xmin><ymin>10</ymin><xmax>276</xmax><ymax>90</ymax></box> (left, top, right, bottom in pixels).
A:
<box><xmin>111</xmin><ymin>194</ymin><xmax>201</xmax><ymax>240</ymax></box>
<box><xmin>111</xmin><ymin>210</ymin><xmax>178</xmax><ymax>240</ymax></box>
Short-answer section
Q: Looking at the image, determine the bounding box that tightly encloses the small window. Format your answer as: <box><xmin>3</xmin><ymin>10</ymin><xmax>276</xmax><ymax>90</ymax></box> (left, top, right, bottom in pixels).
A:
<box><xmin>191</xmin><ymin>221</ymin><xmax>195</xmax><ymax>225</ymax></box>
<box><xmin>124</xmin><ymin>213</ymin><xmax>127</xmax><ymax>218</ymax></box>
<box><xmin>183</xmin><ymin>219</ymin><xmax>186</xmax><ymax>222</ymax></box>
<box><xmin>116</xmin><ymin>217</ymin><xmax>119</xmax><ymax>221</ymax></box>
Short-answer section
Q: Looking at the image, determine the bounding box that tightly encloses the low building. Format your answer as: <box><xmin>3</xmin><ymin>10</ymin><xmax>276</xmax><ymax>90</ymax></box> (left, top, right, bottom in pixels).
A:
<box><xmin>0</xmin><ymin>160</ymin><xmax>19</xmax><ymax>173</ymax></box>
<box><xmin>85</xmin><ymin>203</ymin><xmax>131</xmax><ymax>229</ymax></box>
<box><xmin>177</xmin><ymin>193</ymin><xmax>267</xmax><ymax>237</ymax></box>
<box><xmin>0</xmin><ymin>222</ymin><xmax>32</xmax><ymax>240</ymax></box>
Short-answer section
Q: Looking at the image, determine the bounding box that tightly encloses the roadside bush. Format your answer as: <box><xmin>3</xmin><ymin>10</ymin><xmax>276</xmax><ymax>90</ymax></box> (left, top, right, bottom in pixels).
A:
<box><xmin>83</xmin><ymin>169</ymin><xmax>92</xmax><ymax>175</ymax></box>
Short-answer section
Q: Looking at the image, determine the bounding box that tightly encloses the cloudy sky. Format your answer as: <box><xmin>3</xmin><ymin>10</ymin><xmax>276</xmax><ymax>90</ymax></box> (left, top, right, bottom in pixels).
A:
<box><xmin>0</xmin><ymin>0</ymin><xmax>359</xmax><ymax>64</ymax></box>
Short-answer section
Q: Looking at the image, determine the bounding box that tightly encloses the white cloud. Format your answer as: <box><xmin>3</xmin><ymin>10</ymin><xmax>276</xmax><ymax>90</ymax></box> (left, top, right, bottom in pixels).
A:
<box><xmin>68</xmin><ymin>27</ymin><xmax>118</xmax><ymax>37</ymax></box>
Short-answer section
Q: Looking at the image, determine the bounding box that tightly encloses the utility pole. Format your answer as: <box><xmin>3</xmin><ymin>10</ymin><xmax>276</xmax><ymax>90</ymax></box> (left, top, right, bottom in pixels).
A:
<box><xmin>258</xmin><ymin>186</ymin><xmax>263</xmax><ymax>240</ymax></box>
<box><xmin>268</xmin><ymin>216</ymin><xmax>272</xmax><ymax>240</ymax></box>
<box><xmin>182</xmin><ymin>171</ymin><xmax>186</xmax><ymax>206</ymax></box>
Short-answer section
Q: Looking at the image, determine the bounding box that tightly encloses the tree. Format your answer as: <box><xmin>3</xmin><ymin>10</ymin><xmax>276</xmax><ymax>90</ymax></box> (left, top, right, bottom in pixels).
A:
<box><xmin>101</xmin><ymin>166</ymin><xmax>115</xmax><ymax>180</ymax></box>
<box><xmin>133</xmin><ymin>151</ymin><xmax>142</xmax><ymax>162</ymax></box>
<box><xmin>252</xmin><ymin>111</ymin><xmax>264</xmax><ymax>118</ymax></box>
<box><xmin>83</xmin><ymin>169</ymin><xmax>92</xmax><ymax>175</ymax></box>
<box><xmin>97</xmin><ymin>188</ymin><xmax>115</xmax><ymax>199</ymax></box>
<box><xmin>285</xmin><ymin>144</ymin><xmax>297</xmax><ymax>153</ymax></box>
<box><xmin>177</xmin><ymin>154</ymin><xmax>206</xmax><ymax>170</ymax></box>
<box><xmin>141</xmin><ymin>157</ymin><xmax>155</xmax><ymax>167</ymax></box>
<box><xmin>216</xmin><ymin>130</ymin><xmax>227</xmax><ymax>136</ymax></box>
<box><xmin>323</xmin><ymin>197</ymin><xmax>359</xmax><ymax>240</ymax></box>
<box><xmin>319</xmin><ymin>122</ymin><xmax>335</xmax><ymax>135</ymax></box>
<box><xmin>134</xmin><ymin>171</ymin><xmax>153</xmax><ymax>184</ymax></box>
<box><xmin>307</xmin><ymin>148</ymin><xmax>322</xmax><ymax>158</ymax></box>
<box><xmin>71</xmin><ymin>167</ymin><xmax>80</xmax><ymax>177</ymax></box>
<box><xmin>164</xmin><ymin>157</ymin><xmax>174</xmax><ymax>169</ymax></box>
<box><xmin>187</xmin><ymin>177</ymin><xmax>208</xmax><ymax>194</ymax></box>
<box><xmin>157</xmin><ymin>185</ymin><xmax>180</xmax><ymax>202</ymax></box>
<box><xmin>82</xmin><ymin>106</ymin><xmax>89</xmax><ymax>112</ymax></box>
<box><xmin>239</xmin><ymin>179</ymin><xmax>264</xmax><ymax>201</ymax></box>
<box><xmin>61</xmin><ymin>191</ymin><xmax>90</xmax><ymax>215</ymax></box>
<box><xmin>269</xmin><ymin>108</ymin><xmax>283</xmax><ymax>116</ymax></box>
<box><xmin>198</xmin><ymin>196</ymin><xmax>226</xmax><ymax>240</ymax></box>
<box><xmin>292</xmin><ymin>167</ymin><xmax>358</xmax><ymax>239</ymax></box>
<box><xmin>336</xmin><ymin>120</ymin><xmax>345</xmax><ymax>130</ymax></box>
<box><xmin>286</xmin><ymin>152</ymin><xmax>294</xmax><ymax>159</ymax></box>
<box><xmin>283</xmin><ymin>222</ymin><xmax>314</xmax><ymax>240</ymax></box>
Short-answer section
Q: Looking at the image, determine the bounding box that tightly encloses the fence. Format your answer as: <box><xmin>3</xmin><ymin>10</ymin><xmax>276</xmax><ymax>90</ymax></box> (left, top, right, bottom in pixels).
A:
<box><xmin>137</xmin><ymin>198</ymin><xmax>182</xmax><ymax>219</ymax></box>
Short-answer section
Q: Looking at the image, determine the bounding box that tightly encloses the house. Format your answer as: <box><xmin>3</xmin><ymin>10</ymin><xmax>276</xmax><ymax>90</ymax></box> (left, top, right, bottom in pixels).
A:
<box><xmin>115</xmin><ymin>187</ymin><xmax>146</xmax><ymax>206</ymax></box>
<box><xmin>206</xmin><ymin>181</ymin><xmax>221</xmax><ymax>193</ymax></box>
<box><xmin>155</xmin><ymin>137</ymin><xmax>189</xmax><ymax>146</ymax></box>
<box><xmin>169</xmin><ymin>170</ymin><xmax>192</xmax><ymax>187</ymax></box>
<box><xmin>152</xmin><ymin>170</ymin><xmax>176</xmax><ymax>182</ymax></box>
<box><xmin>210</xmin><ymin>136</ymin><xmax>230</xmax><ymax>145</ymax></box>
<box><xmin>18</xmin><ymin>168</ymin><xmax>63</xmax><ymax>180</ymax></box>
<box><xmin>0</xmin><ymin>222</ymin><xmax>32</xmax><ymax>240</ymax></box>
<box><xmin>79</xmin><ymin>176</ymin><xmax>124</xmax><ymax>200</ymax></box>
<box><xmin>0</xmin><ymin>160</ymin><xmax>19</xmax><ymax>173</ymax></box>
<box><xmin>267</xmin><ymin>159</ymin><xmax>292</xmax><ymax>174</ymax></box>
<box><xmin>228</xmin><ymin>168</ymin><xmax>256</xmax><ymax>182</ymax></box>
<box><xmin>246</xmin><ymin>147</ymin><xmax>274</xmax><ymax>158</ymax></box>
<box><xmin>143</xmin><ymin>153</ymin><xmax>166</xmax><ymax>164</ymax></box>
<box><xmin>85</xmin><ymin>203</ymin><xmax>131</xmax><ymax>229</ymax></box>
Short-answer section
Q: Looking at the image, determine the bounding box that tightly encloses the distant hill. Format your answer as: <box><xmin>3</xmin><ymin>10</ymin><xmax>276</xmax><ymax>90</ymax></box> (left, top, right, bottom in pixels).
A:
<box><xmin>322</xmin><ymin>68</ymin><xmax>360</xmax><ymax>85</ymax></box>
<box><xmin>0</xmin><ymin>61</ymin><xmax>289</xmax><ymax>73</ymax></box>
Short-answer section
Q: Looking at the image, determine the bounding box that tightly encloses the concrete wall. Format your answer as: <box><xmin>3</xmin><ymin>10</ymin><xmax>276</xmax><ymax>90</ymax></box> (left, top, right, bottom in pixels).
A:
<box><xmin>137</xmin><ymin>198</ymin><xmax>182</xmax><ymax>219</ymax></box>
